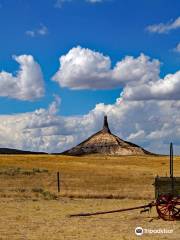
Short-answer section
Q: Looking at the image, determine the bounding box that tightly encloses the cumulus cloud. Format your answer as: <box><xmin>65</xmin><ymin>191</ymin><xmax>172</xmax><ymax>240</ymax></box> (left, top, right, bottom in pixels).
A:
<box><xmin>0</xmin><ymin>55</ymin><xmax>45</xmax><ymax>100</ymax></box>
<box><xmin>26</xmin><ymin>24</ymin><xmax>48</xmax><ymax>37</ymax></box>
<box><xmin>52</xmin><ymin>46</ymin><xmax>180</xmax><ymax>101</ymax></box>
<box><xmin>146</xmin><ymin>16</ymin><xmax>180</xmax><ymax>34</ymax></box>
<box><xmin>52</xmin><ymin>46</ymin><xmax>160</xmax><ymax>89</ymax></box>
<box><xmin>0</xmin><ymin>96</ymin><xmax>96</xmax><ymax>153</ymax></box>
<box><xmin>0</xmin><ymin>48</ymin><xmax>180</xmax><ymax>154</ymax></box>
<box><xmin>0</xmin><ymin>96</ymin><xmax>180</xmax><ymax>154</ymax></box>
<box><xmin>123</xmin><ymin>71</ymin><xmax>180</xmax><ymax>101</ymax></box>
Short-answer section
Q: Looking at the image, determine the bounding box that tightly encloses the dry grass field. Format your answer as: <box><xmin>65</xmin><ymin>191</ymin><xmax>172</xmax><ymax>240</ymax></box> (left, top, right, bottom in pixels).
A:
<box><xmin>0</xmin><ymin>154</ymin><xmax>180</xmax><ymax>239</ymax></box>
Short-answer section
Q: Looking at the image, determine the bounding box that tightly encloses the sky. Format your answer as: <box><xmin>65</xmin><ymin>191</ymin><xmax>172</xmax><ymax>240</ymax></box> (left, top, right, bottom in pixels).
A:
<box><xmin>0</xmin><ymin>0</ymin><xmax>180</xmax><ymax>154</ymax></box>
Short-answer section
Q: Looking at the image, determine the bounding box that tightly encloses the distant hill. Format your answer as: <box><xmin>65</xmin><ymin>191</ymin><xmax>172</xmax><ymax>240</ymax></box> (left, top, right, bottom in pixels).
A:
<box><xmin>0</xmin><ymin>148</ymin><xmax>47</xmax><ymax>155</ymax></box>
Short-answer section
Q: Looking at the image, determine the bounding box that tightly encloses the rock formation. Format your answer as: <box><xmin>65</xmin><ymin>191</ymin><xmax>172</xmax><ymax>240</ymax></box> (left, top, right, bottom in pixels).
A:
<box><xmin>62</xmin><ymin>116</ymin><xmax>153</xmax><ymax>156</ymax></box>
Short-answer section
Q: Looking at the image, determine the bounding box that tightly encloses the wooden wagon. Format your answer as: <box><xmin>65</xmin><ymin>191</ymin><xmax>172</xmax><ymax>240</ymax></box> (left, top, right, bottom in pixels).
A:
<box><xmin>70</xmin><ymin>143</ymin><xmax>180</xmax><ymax>221</ymax></box>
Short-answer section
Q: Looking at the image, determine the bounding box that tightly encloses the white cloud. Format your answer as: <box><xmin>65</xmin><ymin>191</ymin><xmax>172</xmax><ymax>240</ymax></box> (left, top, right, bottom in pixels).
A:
<box><xmin>54</xmin><ymin>0</ymin><xmax>104</xmax><ymax>8</ymax></box>
<box><xmin>146</xmin><ymin>16</ymin><xmax>180</xmax><ymax>34</ymax></box>
<box><xmin>0</xmin><ymin>48</ymin><xmax>180</xmax><ymax>155</ymax></box>
<box><xmin>0</xmin><ymin>55</ymin><xmax>45</xmax><ymax>100</ymax></box>
<box><xmin>0</xmin><ymin>97</ymin><xmax>95</xmax><ymax>152</ymax></box>
<box><xmin>26</xmin><ymin>30</ymin><xmax>35</xmax><ymax>37</ymax></box>
<box><xmin>123</xmin><ymin>71</ymin><xmax>180</xmax><ymax>101</ymax></box>
<box><xmin>54</xmin><ymin>0</ymin><xmax>72</xmax><ymax>8</ymax></box>
<box><xmin>86</xmin><ymin>0</ymin><xmax>103</xmax><ymax>3</ymax></box>
<box><xmin>174</xmin><ymin>42</ymin><xmax>180</xmax><ymax>53</ymax></box>
<box><xmin>53</xmin><ymin>46</ymin><xmax>180</xmax><ymax>101</ymax></box>
<box><xmin>0</xmin><ymin>96</ymin><xmax>180</xmax><ymax>154</ymax></box>
<box><xmin>52</xmin><ymin>46</ymin><xmax>160</xmax><ymax>90</ymax></box>
<box><xmin>26</xmin><ymin>24</ymin><xmax>48</xmax><ymax>37</ymax></box>
<box><xmin>37</xmin><ymin>25</ymin><xmax>48</xmax><ymax>36</ymax></box>
<box><xmin>48</xmin><ymin>95</ymin><xmax>61</xmax><ymax>114</ymax></box>
<box><xmin>49</xmin><ymin>47</ymin><xmax>180</xmax><ymax>154</ymax></box>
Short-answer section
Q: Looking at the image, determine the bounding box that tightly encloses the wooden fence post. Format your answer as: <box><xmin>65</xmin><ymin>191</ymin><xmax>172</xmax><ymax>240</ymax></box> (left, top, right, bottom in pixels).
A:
<box><xmin>57</xmin><ymin>172</ymin><xmax>60</xmax><ymax>193</ymax></box>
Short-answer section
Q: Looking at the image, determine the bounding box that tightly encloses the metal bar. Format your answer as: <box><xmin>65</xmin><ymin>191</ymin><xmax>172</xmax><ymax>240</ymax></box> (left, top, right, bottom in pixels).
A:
<box><xmin>171</xmin><ymin>143</ymin><xmax>173</xmax><ymax>178</ymax></box>
<box><xmin>69</xmin><ymin>202</ymin><xmax>155</xmax><ymax>217</ymax></box>
<box><xmin>170</xmin><ymin>142</ymin><xmax>172</xmax><ymax>177</ymax></box>
<box><xmin>170</xmin><ymin>143</ymin><xmax>174</xmax><ymax>195</ymax></box>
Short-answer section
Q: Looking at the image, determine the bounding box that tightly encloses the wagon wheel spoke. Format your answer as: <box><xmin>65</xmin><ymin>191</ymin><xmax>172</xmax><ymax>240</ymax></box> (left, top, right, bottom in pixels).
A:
<box><xmin>172</xmin><ymin>199</ymin><xmax>180</xmax><ymax>203</ymax></box>
<box><xmin>158</xmin><ymin>209</ymin><xmax>166</xmax><ymax>215</ymax></box>
<box><xmin>156</xmin><ymin>194</ymin><xmax>176</xmax><ymax>221</ymax></box>
<box><xmin>172</xmin><ymin>198</ymin><xmax>180</xmax><ymax>219</ymax></box>
<box><xmin>158</xmin><ymin>205</ymin><xmax>167</xmax><ymax>210</ymax></box>
<box><xmin>168</xmin><ymin>209</ymin><xmax>171</xmax><ymax>217</ymax></box>
<box><xmin>173</xmin><ymin>209</ymin><xmax>180</xmax><ymax>216</ymax></box>
<box><xmin>158</xmin><ymin>205</ymin><xmax>169</xmax><ymax>213</ymax></box>
<box><xmin>157</xmin><ymin>207</ymin><xmax>170</xmax><ymax>219</ymax></box>
<box><xmin>158</xmin><ymin>204</ymin><xmax>170</xmax><ymax>211</ymax></box>
<box><xmin>164</xmin><ymin>208</ymin><xmax>170</xmax><ymax>215</ymax></box>
<box><xmin>158</xmin><ymin>208</ymin><xmax>168</xmax><ymax>214</ymax></box>
<box><xmin>174</xmin><ymin>206</ymin><xmax>180</xmax><ymax>210</ymax></box>
<box><xmin>158</xmin><ymin>203</ymin><xmax>168</xmax><ymax>208</ymax></box>
<box><xmin>168</xmin><ymin>210</ymin><xmax>174</xmax><ymax>220</ymax></box>
<box><xmin>160</xmin><ymin>199</ymin><xmax>169</xmax><ymax>204</ymax></box>
<box><xmin>157</xmin><ymin>195</ymin><xmax>180</xmax><ymax>220</ymax></box>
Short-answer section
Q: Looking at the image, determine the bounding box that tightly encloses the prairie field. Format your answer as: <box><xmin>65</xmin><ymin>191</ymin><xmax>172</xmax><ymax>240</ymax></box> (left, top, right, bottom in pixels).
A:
<box><xmin>0</xmin><ymin>154</ymin><xmax>180</xmax><ymax>239</ymax></box>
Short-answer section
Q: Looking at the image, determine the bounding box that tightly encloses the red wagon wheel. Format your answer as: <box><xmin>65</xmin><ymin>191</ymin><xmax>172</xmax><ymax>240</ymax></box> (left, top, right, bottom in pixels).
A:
<box><xmin>156</xmin><ymin>194</ymin><xmax>180</xmax><ymax>221</ymax></box>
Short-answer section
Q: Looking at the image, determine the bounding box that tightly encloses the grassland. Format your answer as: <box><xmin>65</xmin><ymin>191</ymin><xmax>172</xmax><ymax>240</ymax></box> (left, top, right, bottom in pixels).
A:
<box><xmin>0</xmin><ymin>154</ymin><xmax>180</xmax><ymax>239</ymax></box>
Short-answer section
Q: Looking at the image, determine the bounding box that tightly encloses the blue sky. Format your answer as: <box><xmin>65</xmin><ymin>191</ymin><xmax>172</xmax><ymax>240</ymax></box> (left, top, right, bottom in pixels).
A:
<box><xmin>0</xmin><ymin>0</ymin><xmax>179</xmax><ymax>115</ymax></box>
<box><xmin>0</xmin><ymin>0</ymin><xmax>180</xmax><ymax>153</ymax></box>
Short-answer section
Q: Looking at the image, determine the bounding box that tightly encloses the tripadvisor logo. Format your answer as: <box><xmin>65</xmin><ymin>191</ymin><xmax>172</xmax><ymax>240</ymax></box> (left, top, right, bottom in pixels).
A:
<box><xmin>135</xmin><ymin>227</ymin><xmax>173</xmax><ymax>235</ymax></box>
<box><xmin>135</xmin><ymin>227</ymin><xmax>143</xmax><ymax>236</ymax></box>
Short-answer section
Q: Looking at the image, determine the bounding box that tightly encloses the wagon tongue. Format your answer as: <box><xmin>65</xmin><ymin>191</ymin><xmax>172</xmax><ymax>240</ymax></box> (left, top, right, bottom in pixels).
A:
<box><xmin>69</xmin><ymin>202</ymin><xmax>155</xmax><ymax>217</ymax></box>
